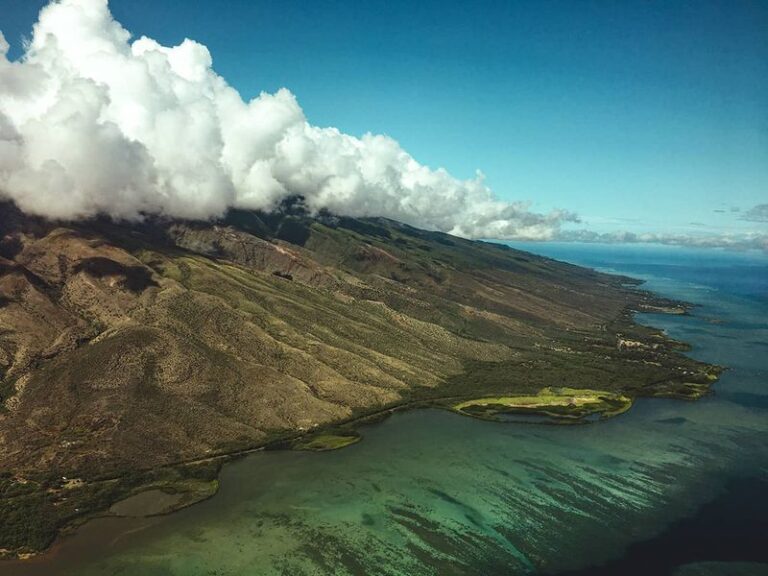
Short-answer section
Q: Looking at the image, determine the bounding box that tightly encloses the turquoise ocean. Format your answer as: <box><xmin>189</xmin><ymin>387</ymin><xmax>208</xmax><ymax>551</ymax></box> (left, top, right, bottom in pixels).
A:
<box><xmin>8</xmin><ymin>243</ymin><xmax>768</xmax><ymax>576</ymax></box>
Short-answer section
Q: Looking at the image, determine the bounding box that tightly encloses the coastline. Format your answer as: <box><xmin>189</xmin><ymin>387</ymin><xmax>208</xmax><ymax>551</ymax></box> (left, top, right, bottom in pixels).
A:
<box><xmin>0</xmin><ymin>276</ymin><xmax>722</xmax><ymax>562</ymax></box>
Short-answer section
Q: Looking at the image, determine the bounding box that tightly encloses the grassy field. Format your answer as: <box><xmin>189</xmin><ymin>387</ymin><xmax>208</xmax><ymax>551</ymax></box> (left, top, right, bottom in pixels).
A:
<box><xmin>292</xmin><ymin>433</ymin><xmax>362</xmax><ymax>452</ymax></box>
<box><xmin>453</xmin><ymin>387</ymin><xmax>633</xmax><ymax>421</ymax></box>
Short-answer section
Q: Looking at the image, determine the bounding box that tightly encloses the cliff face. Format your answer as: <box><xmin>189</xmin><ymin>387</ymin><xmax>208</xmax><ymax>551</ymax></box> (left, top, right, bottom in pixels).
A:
<box><xmin>0</xmin><ymin>200</ymin><xmax>713</xmax><ymax>480</ymax></box>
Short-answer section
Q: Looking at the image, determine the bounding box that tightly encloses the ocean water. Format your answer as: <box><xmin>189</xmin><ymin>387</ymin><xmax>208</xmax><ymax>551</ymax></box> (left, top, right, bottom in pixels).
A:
<box><xmin>9</xmin><ymin>244</ymin><xmax>768</xmax><ymax>576</ymax></box>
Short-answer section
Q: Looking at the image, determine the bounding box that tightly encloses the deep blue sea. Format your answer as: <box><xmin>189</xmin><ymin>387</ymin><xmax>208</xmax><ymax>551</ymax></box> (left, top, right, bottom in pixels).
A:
<box><xmin>8</xmin><ymin>243</ymin><xmax>768</xmax><ymax>576</ymax></box>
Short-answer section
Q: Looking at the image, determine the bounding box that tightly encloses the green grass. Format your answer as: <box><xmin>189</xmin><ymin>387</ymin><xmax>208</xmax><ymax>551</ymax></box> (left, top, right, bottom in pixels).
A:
<box><xmin>453</xmin><ymin>387</ymin><xmax>633</xmax><ymax>421</ymax></box>
<box><xmin>292</xmin><ymin>433</ymin><xmax>361</xmax><ymax>452</ymax></box>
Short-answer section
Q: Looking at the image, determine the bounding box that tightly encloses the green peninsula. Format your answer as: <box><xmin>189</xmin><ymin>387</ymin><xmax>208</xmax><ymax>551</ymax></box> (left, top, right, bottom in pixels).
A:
<box><xmin>453</xmin><ymin>387</ymin><xmax>633</xmax><ymax>421</ymax></box>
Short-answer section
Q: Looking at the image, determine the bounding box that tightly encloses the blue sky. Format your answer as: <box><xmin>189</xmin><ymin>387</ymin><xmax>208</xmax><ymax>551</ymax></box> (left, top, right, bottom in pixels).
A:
<box><xmin>2</xmin><ymin>0</ymin><xmax>767</xmax><ymax>237</ymax></box>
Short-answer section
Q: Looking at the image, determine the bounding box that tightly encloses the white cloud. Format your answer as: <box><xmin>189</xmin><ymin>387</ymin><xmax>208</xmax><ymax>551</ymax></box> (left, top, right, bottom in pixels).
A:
<box><xmin>557</xmin><ymin>229</ymin><xmax>768</xmax><ymax>251</ymax></box>
<box><xmin>0</xmin><ymin>0</ymin><xmax>574</xmax><ymax>240</ymax></box>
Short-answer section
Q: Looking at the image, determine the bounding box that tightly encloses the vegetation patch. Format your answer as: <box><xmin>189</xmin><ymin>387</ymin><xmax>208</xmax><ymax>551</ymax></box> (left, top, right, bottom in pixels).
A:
<box><xmin>452</xmin><ymin>387</ymin><xmax>633</xmax><ymax>421</ymax></box>
<box><xmin>0</xmin><ymin>461</ymin><xmax>220</xmax><ymax>559</ymax></box>
<box><xmin>292</xmin><ymin>433</ymin><xmax>361</xmax><ymax>452</ymax></box>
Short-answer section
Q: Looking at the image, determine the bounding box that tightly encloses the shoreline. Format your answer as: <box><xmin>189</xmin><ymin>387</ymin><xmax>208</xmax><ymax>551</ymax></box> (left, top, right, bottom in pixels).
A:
<box><xmin>0</xmin><ymin>277</ymin><xmax>722</xmax><ymax>562</ymax></box>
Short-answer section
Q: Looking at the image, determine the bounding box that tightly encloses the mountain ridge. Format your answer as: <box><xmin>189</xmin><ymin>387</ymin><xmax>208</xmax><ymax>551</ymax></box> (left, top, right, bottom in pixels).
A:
<box><xmin>0</xmin><ymin>199</ymin><xmax>718</xmax><ymax>556</ymax></box>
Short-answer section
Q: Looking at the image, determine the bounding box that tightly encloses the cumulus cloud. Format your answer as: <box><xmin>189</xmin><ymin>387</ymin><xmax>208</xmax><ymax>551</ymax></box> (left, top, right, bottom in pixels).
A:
<box><xmin>742</xmin><ymin>204</ymin><xmax>768</xmax><ymax>223</ymax></box>
<box><xmin>557</xmin><ymin>229</ymin><xmax>768</xmax><ymax>252</ymax></box>
<box><xmin>0</xmin><ymin>0</ymin><xmax>577</xmax><ymax>240</ymax></box>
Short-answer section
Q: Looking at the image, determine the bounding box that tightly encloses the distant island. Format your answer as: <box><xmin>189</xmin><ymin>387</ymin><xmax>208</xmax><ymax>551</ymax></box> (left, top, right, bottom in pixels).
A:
<box><xmin>0</xmin><ymin>199</ymin><xmax>719</xmax><ymax>558</ymax></box>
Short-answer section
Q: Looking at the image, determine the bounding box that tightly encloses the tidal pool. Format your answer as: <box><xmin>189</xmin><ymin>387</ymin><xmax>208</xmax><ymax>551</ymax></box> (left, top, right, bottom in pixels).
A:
<box><xmin>7</xmin><ymin>244</ymin><xmax>768</xmax><ymax>575</ymax></box>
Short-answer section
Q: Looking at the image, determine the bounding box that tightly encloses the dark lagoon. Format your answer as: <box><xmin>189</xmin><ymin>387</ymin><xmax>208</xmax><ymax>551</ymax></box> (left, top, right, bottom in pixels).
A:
<box><xmin>7</xmin><ymin>244</ymin><xmax>768</xmax><ymax>576</ymax></box>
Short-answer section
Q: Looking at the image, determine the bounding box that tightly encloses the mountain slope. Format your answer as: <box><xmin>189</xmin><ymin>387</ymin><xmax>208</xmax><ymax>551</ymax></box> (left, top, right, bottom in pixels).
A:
<box><xmin>0</xmin><ymin>200</ymin><xmax>716</xmax><ymax>555</ymax></box>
